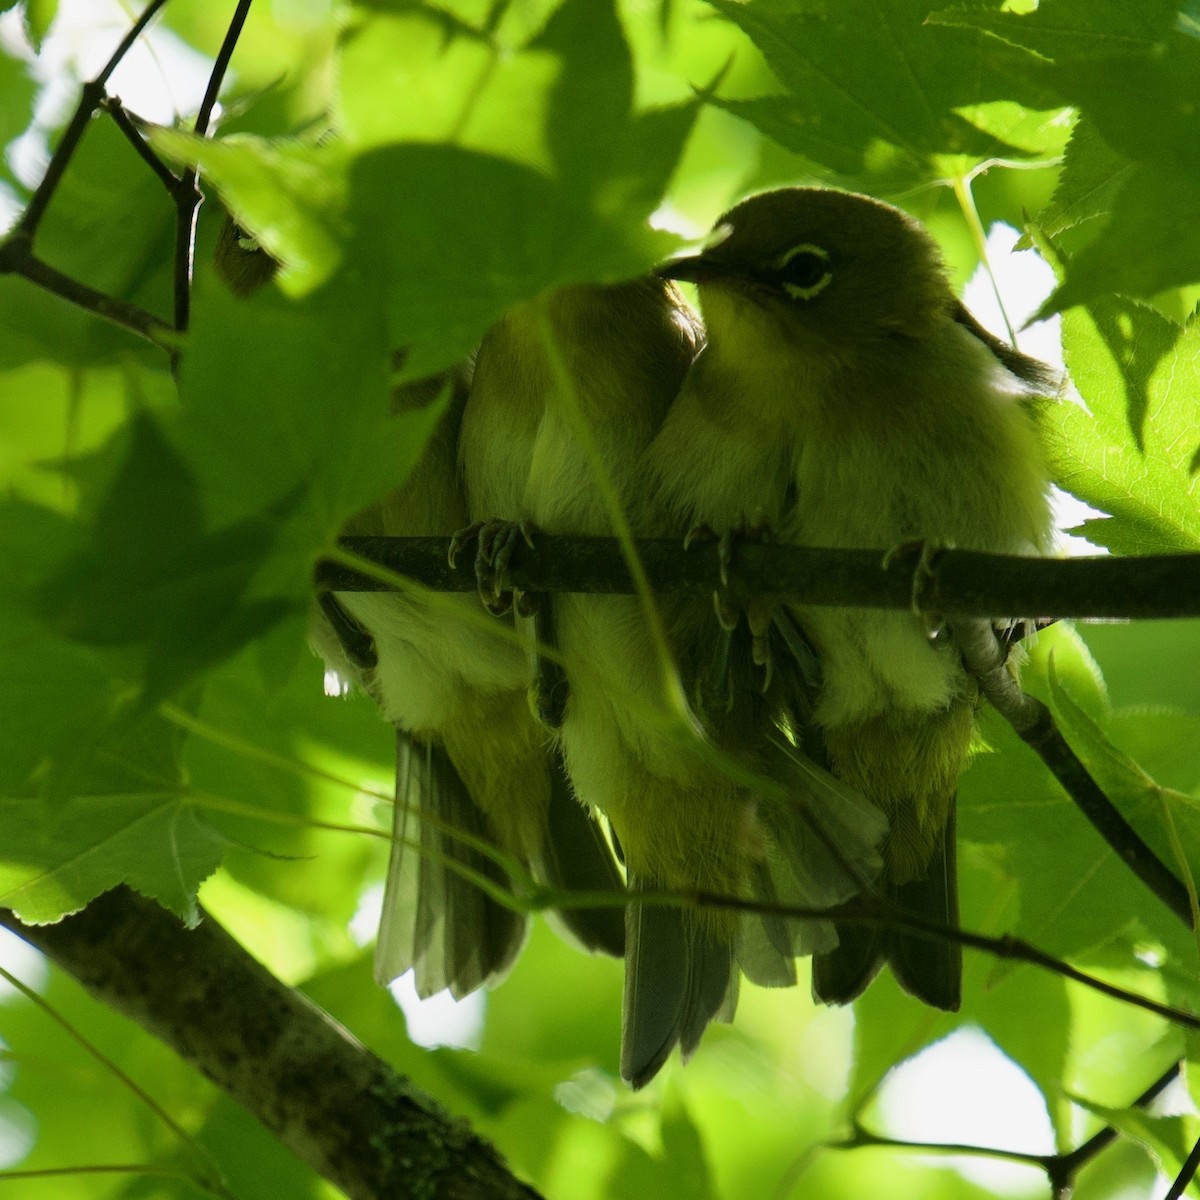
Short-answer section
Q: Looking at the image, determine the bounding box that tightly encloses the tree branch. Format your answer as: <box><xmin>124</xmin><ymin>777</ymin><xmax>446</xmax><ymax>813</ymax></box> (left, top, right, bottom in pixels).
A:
<box><xmin>317</xmin><ymin>537</ymin><xmax>1200</xmax><ymax>620</ymax></box>
<box><xmin>0</xmin><ymin>890</ymin><xmax>544</xmax><ymax>1200</ymax></box>
<box><xmin>319</xmin><ymin>538</ymin><xmax>1200</xmax><ymax>929</ymax></box>
<box><xmin>832</xmin><ymin>1059</ymin><xmax>1184</xmax><ymax>1199</ymax></box>
<box><xmin>0</xmin><ymin>239</ymin><xmax>175</xmax><ymax>348</ymax></box>
<box><xmin>677</xmin><ymin>887</ymin><xmax>1200</xmax><ymax>1032</ymax></box>
<box><xmin>951</xmin><ymin>616</ymin><xmax>1194</xmax><ymax>929</ymax></box>
<box><xmin>15</xmin><ymin>0</ymin><xmax>173</xmax><ymax>241</ymax></box>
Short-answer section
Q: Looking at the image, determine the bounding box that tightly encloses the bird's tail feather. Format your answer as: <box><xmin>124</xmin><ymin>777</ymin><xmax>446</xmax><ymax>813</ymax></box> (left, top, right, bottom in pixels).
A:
<box><xmin>621</xmin><ymin>872</ymin><xmax>736</xmax><ymax>1089</ymax></box>
<box><xmin>534</xmin><ymin>749</ymin><xmax>626</xmax><ymax>958</ymax></box>
<box><xmin>375</xmin><ymin>730</ymin><xmax>527</xmax><ymax>999</ymax></box>
<box><xmin>811</xmin><ymin>804</ymin><xmax>961</xmax><ymax>1010</ymax></box>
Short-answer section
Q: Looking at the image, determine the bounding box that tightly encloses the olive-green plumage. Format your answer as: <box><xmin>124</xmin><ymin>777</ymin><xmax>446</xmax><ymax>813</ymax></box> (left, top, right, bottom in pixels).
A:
<box><xmin>311</xmin><ymin>368</ymin><xmax>625</xmax><ymax>1001</ymax></box>
<box><xmin>654</xmin><ymin>187</ymin><xmax>1057</xmax><ymax>1009</ymax></box>
<box><xmin>462</xmin><ymin>279</ymin><xmax>728</xmax><ymax>1086</ymax></box>
<box><xmin>464</xmin><ymin>276</ymin><xmax>885</xmax><ymax>1086</ymax></box>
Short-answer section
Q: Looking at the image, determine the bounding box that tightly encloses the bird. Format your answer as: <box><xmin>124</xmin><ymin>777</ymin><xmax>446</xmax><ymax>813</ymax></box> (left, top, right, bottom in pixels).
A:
<box><xmin>461</xmin><ymin>276</ymin><xmax>884</xmax><ymax>1086</ymax></box>
<box><xmin>651</xmin><ymin>186</ymin><xmax>1058</xmax><ymax>1012</ymax></box>
<box><xmin>311</xmin><ymin>362</ymin><xmax>626</xmax><ymax>1002</ymax></box>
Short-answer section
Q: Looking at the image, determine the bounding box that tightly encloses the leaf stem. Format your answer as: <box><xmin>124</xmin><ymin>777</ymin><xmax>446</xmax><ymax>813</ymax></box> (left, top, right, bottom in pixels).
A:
<box><xmin>99</xmin><ymin>95</ymin><xmax>181</xmax><ymax>192</ymax></box>
<box><xmin>953</xmin><ymin>172</ymin><xmax>1018</xmax><ymax>346</ymax></box>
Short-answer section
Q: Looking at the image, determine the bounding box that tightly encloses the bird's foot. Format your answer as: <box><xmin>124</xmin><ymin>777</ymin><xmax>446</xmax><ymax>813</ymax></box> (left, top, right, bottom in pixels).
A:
<box><xmin>448</xmin><ymin>519</ymin><xmax>538</xmax><ymax>616</ymax></box>
<box><xmin>685</xmin><ymin>512</ymin><xmax>777</xmax><ymax>694</ymax></box>
<box><xmin>881</xmin><ymin>537</ymin><xmax>952</xmax><ymax>633</ymax></box>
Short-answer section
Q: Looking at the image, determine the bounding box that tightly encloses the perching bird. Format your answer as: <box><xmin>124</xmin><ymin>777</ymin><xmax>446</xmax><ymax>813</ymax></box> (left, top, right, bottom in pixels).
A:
<box><xmin>461</xmin><ymin>278</ymin><xmax>884</xmax><ymax>1086</ymax></box>
<box><xmin>653</xmin><ymin>187</ymin><xmax>1057</xmax><ymax>1011</ymax></box>
<box><xmin>311</xmin><ymin>364</ymin><xmax>625</xmax><ymax>1001</ymax></box>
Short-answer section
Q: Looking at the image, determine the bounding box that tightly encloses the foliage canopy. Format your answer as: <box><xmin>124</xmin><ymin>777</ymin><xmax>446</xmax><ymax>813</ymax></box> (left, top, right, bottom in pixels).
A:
<box><xmin>0</xmin><ymin>0</ymin><xmax>1199</xmax><ymax>1197</ymax></box>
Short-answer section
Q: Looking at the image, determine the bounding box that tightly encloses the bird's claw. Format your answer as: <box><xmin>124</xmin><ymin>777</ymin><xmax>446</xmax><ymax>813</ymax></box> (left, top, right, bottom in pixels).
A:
<box><xmin>685</xmin><ymin>511</ymin><xmax>773</xmax><ymax>589</ymax></box>
<box><xmin>447</xmin><ymin>521</ymin><xmax>483</xmax><ymax>570</ymax></box>
<box><xmin>449</xmin><ymin>519</ymin><xmax>538</xmax><ymax>616</ymax></box>
<box><xmin>881</xmin><ymin>537</ymin><xmax>947</xmax><ymax>621</ymax></box>
<box><xmin>687</xmin><ymin>513</ymin><xmax>778</xmax><ymax>691</ymax></box>
<box><xmin>748</xmin><ymin>604</ymin><xmax>774</xmax><ymax>692</ymax></box>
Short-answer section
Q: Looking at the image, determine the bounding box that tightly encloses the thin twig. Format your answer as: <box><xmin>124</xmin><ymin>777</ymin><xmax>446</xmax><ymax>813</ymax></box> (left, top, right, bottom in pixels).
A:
<box><xmin>0</xmin><ymin>245</ymin><xmax>174</xmax><ymax>347</ymax></box>
<box><xmin>0</xmin><ymin>962</ymin><xmax>231</xmax><ymax>1197</ymax></box>
<box><xmin>1164</xmin><ymin>1131</ymin><xmax>1200</xmax><ymax>1200</ymax></box>
<box><xmin>829</xmin><ymin>1060</ymin><xmax>1184</xmax><ymax>1198</ymax></box>
<box><xmin>1050</xmin><ymin>1060</ymin><xmax>1183</xmax><ymax>1195</ymax></box>
<box><xmin>173</xmin><ymin>0</ymin><xmax>255</xmax><ymax>334</ymax></box>
<box><xmin>15</xmin><ymin>0</ymin><xmax>173</xmax><ymax>240</ymax></box>
<box><xmin>664</xmin><ymin>887</ymin><xmax>1200</xmax><ymax>1032</ymax></box>
<box><xmin>952</xmin><ymin>617</ymin><xmax>1193</xmax><ymax>929</ymax></box>
<box><xmin>99</xmin><ymin>96</ymin><xmax>180</xmax><ymax>192</ymax></box>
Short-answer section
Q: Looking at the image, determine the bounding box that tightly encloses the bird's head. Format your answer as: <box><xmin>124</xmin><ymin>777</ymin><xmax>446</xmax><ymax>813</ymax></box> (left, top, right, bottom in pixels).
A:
<box><xmin>658</xmin><ymin>188</ymin><xmax>953</xmax><ymax>385</ymax></box>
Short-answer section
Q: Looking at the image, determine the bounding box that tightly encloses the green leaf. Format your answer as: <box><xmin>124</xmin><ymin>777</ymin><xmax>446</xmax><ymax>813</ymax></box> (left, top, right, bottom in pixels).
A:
<box><xmin>346</xmin><ymin>143</ymin><xmax>679</xmax><ymax>378</ymax></box>
<box><xmin>174</xmin><ymin>271</ymin><xmax>397</xmax><ymax>540</ymax></box>
<box><xmin>930</xmin><ymin>0</ymin><xmax>1177</xmax><ymax>64</ymax></box>
<box><xmin>0</xmin><ymin>956</ymin><xmax>222</xmax><ymax>1189</ymax></box>
<box><xmin>1041</xmin><ymin>162</ymin><xmax>1200</xmax><ymax>312</ymax></box>
<box><xmin>0</xmin><ymin>45</ymin><xmax>35</xmax><ymax>191</ymax></box>
<box><xmin>959</xmin><ymin>624</ymin><xmax>1195</xmax><ymax>966</ymax></box>
<box><xmin>937</xmin><ymin>0</ymin><xmax>1200</xmax><ymax>305</ymax></box>
<box><xmin>1040</xmin><ymin>303</ymin><xmax>1200</xmax><ymax>552</ymax></box>
<box><xmin>0</xmin><ymin>708</ymin><xmax>226</xmax><ymax>925</ymax></box>
<box><xmin>1069</xmin><ymin>1094</ymin><xmax>1194</xmax><ymax>1182</ymax></box>
<box><xmin>39</xmin><ymin>409</ymin><xmax>298</xmax><ymax>703</ymax></box>
<box><xmin>704</xmin><ymin>0</ymin><xmax>1057</xmax><ymax>180</ymax></box>
<box><xmin>1031</xmin><ymin>117</ymin><xmax>1132</xmax><ymax>243</ymax></box>
<box><xmin>151</xmin><ymin>131</ymin><xmax>348</xmax><ymax>298</ymax></box>
<box><xmin>534</xmin><ymin>0</ymin><xmax>633</xmax><ymax>192</ymax></box>
<box><xmin>183</xmin><ymin>646</ymin><xmax>387</xmax><ymax>920</ymax></box>
<box><xmin>21</xmin><ymin>0</ymin><xmax>57</xmax><ymax>50</ymax></box>
<box><xmin>1048</xmin><ymin>670</ymin><xmax>1200</xmax><ymax>949</ymax></box>
<box><xmin>336</xmin><ymin>3</ymin><xmax>559</xmax><ymax>169</ymax></box>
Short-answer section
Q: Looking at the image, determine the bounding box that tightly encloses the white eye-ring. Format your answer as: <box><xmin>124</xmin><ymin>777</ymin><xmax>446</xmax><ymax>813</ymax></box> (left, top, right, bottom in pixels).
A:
<box><xmin>778</xmin><ymin>242</ymin><xmax>832</xmax><ymax>300</ymax></box>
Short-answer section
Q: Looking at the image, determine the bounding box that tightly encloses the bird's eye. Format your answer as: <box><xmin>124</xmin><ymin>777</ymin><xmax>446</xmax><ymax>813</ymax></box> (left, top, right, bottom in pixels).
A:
<box><xmin>778</xmin><ymin>243</ymin><xmax>832</xmax><ymax>300</ymax></box>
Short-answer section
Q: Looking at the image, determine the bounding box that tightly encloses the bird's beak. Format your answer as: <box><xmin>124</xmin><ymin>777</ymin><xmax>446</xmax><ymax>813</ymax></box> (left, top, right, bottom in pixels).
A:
<box><xmin>654</xmin><ymin>254</ymin><xmax>732</xmax><ymax>284</ymax></box>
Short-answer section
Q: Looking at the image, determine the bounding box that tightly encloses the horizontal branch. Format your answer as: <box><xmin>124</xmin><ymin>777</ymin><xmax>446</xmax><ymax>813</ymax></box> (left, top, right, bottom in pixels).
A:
<box><xmin>316</xmin><ymin>537</ymin><xmax>1200</xmax><ymax>620</ymax></box>
<box><xmin>1</xmin><ymin>890</ymin><xmax>542</xmax><ymax>1200</ymax></box>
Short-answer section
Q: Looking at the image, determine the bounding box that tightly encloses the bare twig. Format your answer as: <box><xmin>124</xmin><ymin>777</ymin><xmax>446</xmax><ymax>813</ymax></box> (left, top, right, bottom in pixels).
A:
<box><xmin>828</xmin><ymin>1060</ymin><xmax>1184</xmax><ymax>1200</ymax></box>
<box><xmin>15</xmin><ymin>0</ymin><xmax>173</xmax><ymax>240</ymax></box>
<box><xmin>952</xmin><ymin>617</ymin><xmax>1193</xmax><ymax>929</ymax></box>
<box><xmin>1050</xmin><ymin>1060</ymin><xmax>1183</xmax><ymax>1197</ymax></box>
<box><xmin>1165</xmin><ymin>1129</ymin><xmax>1200</xmax><ymax>1200</ymax></box>
<box><xmin>0</xmin><ymin>243</ymin><xmax>175</xmax><ymax>347</ymax></box>
<box><xmin>173</xmin><ymin>0</ymin><xmax>254</xmax><ymax>334</ymax></box>
<box><xmin>0</xmin><ymin>1</ymin><xmax>182</xmax><ymax>349</ymax></box>
<box><xmin>677</xmin><ymin>886</ymin><xmax>1200</xmax><ymax>1032</ymax></box>
<box><xmin>99</xmin><ymin>96</ymin><xmax>180</xmax><ymax>192</ymax></box>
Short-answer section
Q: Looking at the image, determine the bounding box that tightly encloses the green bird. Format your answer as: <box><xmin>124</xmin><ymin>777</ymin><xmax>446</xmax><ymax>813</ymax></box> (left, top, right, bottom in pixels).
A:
<box><xmin>312</xmin><ymin>365</ymin><xmax>625</xmax><ymax>1001</ymax></box>
<box><xmin>462</xmin><ymin>277</ymin><xmax>884</xmax><ymax>1085</ymax></box>
<box><xmin>653</xmin><ymin>187</ymin><xmax>1058</xmax><ymax>1011</ymax></box>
